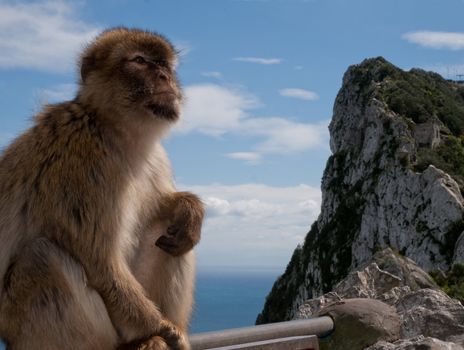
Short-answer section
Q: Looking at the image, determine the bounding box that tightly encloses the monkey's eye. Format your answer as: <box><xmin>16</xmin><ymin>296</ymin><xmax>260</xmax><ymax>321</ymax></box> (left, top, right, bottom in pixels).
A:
<box><xmin>155</xmin><ymin>60</ymin><xmax>169</xmax><ymax>69</ymax></box>
<box><xmin>132</xmin><ymin>56</ymin><xmax>147</xmax><ymax>64</ymax></box>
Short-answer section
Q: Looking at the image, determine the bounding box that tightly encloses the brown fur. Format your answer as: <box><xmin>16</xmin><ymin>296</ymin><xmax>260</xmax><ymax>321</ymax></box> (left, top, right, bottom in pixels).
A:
<box><xmin>0</xmin><ymin>27</ymin><xmax>204</xmax><ymax>350</ymax></box>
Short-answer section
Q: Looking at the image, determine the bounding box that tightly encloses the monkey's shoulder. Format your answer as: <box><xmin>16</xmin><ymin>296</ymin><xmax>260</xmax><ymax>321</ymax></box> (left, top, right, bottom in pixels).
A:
<box><xmin>30</xmin><ymin>101</ymin><xmax>110</xmax><ymax>160</ymax></box>
<box><xmin>37</xmin><ymin>101</ymin><xmax>102</xmax><ymax>139</ymax></box>
<box><xmin>0</xmin><ymin>101</ymin><xmax>112</xmax><ymax>190</ymax></box>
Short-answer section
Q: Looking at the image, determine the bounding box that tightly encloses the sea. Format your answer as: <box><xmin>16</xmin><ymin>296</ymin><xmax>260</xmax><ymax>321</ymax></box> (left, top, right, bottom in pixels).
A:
<box><xmin>190</xmin><ymin>267</ymin><xmax>282</xmax><ymax>333</ymax></box>
<box><xmin>0</xmin><ymin>267</ymin><xmax>281</xmax><ymax>349</ymax></box>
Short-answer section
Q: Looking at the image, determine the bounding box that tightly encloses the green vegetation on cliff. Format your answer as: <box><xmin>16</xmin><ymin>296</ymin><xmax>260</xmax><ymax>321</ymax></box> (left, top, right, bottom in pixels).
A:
<box><xmin>415</xmin><ymin>136</ymin><xmax>464</xmax><ymax>190</ymax></box>
<box><xmin>256</xmin><ymin>244</ymin><xmax>304</xmax><ymax>324</ymax></box>
<box><xmin>430</xmin><ymin>263</ymin><xmax>464</xmax><ymax>303</ymax></box>
<box><xmin>350</xmin><ymin>57</ymin><xmax>464</xmax><ymax>135</ymax></box>
<box><xmin>353</xmin><ymin>57</ymin><xmax>464</xmax><ymax>190</ymax></box>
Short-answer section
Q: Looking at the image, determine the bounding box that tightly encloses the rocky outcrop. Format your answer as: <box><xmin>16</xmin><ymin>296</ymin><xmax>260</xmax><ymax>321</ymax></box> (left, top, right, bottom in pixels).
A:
<box><xmin>367</xmin><ymin>337</ymin><xmax>464</xmax><ymax>350</ymax></box>
<box><xmin>297</xmin><ymin>248</ymin><xmax>437</xmax><ymax>317</ymax></box>
<box><xmin>257</xmin><ymin>58</ymin><xmax>464</xmax><ymax>325</ymax></box>
<box><xmin>397</xmin><ymin>289</ymin><xmax>464</xmax><ymax>341</ymax></box>
<box><xmin>299</xmin><ymin>249</ymin><xmax>464</xmax><ymax>349</ymax></box>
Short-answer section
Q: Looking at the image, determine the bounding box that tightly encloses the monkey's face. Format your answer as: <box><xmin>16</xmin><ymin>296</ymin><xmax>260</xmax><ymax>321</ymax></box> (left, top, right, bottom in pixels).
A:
<box><xmin>121</xmin><ymin>49</ymin><xmax>182</xmax><ymax>122</ymax></box>
<box><xmin>80</xmin><ymin>29</ymin><xmax>182</xmax><ymax>123</ymax></box>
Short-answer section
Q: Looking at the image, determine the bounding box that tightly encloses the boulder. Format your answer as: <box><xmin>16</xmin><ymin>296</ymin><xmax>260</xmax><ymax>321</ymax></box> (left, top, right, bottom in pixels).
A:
<box><xmin>317</xmin><ymin>298</ymin><xmax>400</xmax><ymax>350</ymax></box>
<box><xmin>396</xmin><ymin>288</ymin><xmax>464</xmax><ymax>342</ymax></box>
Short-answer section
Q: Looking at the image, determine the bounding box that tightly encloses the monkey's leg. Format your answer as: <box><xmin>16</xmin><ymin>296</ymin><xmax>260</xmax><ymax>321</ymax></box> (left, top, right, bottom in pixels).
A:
<box><xmin>0</xmin><ymin>238</ymin><xmax>118</xmax><ymax>350</ymax></box>
<box><xmin>133</xmin><ymin>222</ymin><xmax>196</xmax><ymax>331</ymax></box>
<box><xmin>83</xmin><ymin>250</ymin><xmax>188</xmax><ymax>349</ymax></box>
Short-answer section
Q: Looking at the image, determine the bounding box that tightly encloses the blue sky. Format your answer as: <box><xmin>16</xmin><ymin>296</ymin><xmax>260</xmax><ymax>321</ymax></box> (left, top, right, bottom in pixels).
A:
<box><xmin>1</xmin><ymin>0</ymin><xmax>464</xmax><ymax>270</ymax></box>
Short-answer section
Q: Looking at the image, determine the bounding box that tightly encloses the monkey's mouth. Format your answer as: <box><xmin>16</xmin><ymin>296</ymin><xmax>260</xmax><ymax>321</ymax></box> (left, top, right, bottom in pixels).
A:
<box><xmin>146</xmin><ymin>103</ymin><xmax>179</xmax><ymax>121</ymax></box>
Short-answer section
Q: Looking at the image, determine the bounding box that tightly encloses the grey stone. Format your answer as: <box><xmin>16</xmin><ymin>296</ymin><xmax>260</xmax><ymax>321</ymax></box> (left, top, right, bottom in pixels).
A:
<box><xmin>454</xmin><ymin>232</ymin><xmax>464</xmax><ymax>264</ymax></box>
<box><xmin>317</xmin><ymin>298</ymin><xmax>400</xmax><ymax>350</ymax></box>
<box><xmin>396</xmin><ymin>288</ymin><xmax>464</xmax><ymax>342</ymax></box>
<box><xmin>334</xmin><ymin>262</ymin><xmax>402</xmax><ymax>299</ymax></box>
<box><xmin>371</xmin><ymin>248</ymin><xmax>437</xmax><ymax>291</ymax></box>
<box><xmin>297</xmin><ymin>292</ymin><xmax>342</xmax><ymax>318</ymax></box>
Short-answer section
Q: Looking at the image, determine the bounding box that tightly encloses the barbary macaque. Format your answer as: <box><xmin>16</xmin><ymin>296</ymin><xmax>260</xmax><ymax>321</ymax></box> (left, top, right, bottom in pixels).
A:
<box><xmin>0</xmin><ymin>27</ymin><xmax>204</xmax><ymax>350</ymax></box>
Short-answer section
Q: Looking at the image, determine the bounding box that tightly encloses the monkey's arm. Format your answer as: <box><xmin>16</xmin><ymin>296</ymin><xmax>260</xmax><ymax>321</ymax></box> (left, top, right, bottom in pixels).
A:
<box><xmin>155</xmin><ymin>192</ymin><xmax>205</xmax><ymax>256</ymax></box>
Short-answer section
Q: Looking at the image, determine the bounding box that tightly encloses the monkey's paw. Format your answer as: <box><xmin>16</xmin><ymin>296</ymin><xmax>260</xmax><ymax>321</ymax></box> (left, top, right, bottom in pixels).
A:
<box><xmin>117</xmin><ymin>336</ymin><xmax>168</xmax><ymax>350</ymax></box>
<box><xmin>138</xmin><ymin>336</ymin><xmax>169</xmax><ymax>350</ymax></box>
<box><xmin>155</xmin><ymin>319</ymin><xmax>190</xmax><ymax>350</ymax></box>
<box><xmin>155</xmin><ymin>192</ymin><xmax>204</xmax><ymax>257</ymax></box>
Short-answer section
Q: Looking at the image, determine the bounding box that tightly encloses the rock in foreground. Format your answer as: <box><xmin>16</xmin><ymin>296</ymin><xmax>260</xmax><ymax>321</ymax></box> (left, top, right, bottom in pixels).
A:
<box><xmin>298</xmin><ymin>249</ymin><xmax>464</xmax><ymax>349</ymax></box>
<box><xmin>318</xmin><ymin>298</ymin><xmax>400</xmax><ymax>350</ymax></box>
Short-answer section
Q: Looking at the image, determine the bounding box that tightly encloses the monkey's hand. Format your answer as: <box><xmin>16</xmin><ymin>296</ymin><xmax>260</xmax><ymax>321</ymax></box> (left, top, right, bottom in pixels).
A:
<box><xmin>118</xmin><ymin>320</ymin><xmax>190</xmax><ymax>350</ymax></box>
<box><xmin>155</xmin><ymin>191</ymin><xmax>204</xmax><ymax>256</ymax></box>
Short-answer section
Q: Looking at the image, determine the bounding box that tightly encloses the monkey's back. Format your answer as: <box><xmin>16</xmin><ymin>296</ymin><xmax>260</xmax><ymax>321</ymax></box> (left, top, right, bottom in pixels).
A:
<box><xmin>0</xmin><ymin>101</ymin><xmax>126</xmax><ymax>293</ymax></box>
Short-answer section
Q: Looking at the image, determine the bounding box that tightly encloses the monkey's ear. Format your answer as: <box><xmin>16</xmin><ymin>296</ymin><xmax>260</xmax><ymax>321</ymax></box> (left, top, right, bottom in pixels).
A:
<box><xmin>81</xmin><ymin>56</ymin><xmax>96</xmax><ymax>82</ymax></box>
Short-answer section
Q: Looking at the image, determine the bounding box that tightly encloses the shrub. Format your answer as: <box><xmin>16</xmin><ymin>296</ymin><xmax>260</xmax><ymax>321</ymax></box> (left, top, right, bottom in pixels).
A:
<box><xmin>430</xmin><ymin>263</ymin><xmax>464</xmax><ymax>303</ymax></box>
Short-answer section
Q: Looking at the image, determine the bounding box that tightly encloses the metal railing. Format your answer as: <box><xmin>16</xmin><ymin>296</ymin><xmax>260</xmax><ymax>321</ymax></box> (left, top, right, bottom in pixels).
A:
<box><xmin>189</xmin><ymin>317</ymin><xmax>334</xmax><ymax>350</ymax></box>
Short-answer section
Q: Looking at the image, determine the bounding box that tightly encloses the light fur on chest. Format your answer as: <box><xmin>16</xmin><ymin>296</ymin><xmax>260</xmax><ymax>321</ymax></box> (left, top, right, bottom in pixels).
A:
<box><xmin>119</xmin><ymin>142</ymin><xmax>175</xmax><ymax>259</ymax></box>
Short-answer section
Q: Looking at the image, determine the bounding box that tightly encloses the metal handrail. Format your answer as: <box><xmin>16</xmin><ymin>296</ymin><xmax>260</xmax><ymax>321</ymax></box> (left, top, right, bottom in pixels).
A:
<box><xmin>189</xmin><ymin>317</ymin><xmax>334</xmax><ymax>350</ymax></box>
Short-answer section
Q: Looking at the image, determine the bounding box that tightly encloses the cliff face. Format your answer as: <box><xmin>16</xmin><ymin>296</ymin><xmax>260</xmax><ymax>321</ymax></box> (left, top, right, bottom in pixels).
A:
<box><xmin>257</xmin><ymin>57</ymin><xmax>464</xmax><ymax>324</ymax></box>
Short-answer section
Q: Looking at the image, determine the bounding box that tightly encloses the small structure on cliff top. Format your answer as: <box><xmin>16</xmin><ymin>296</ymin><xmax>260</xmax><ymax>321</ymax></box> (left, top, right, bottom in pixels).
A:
<box><xmin>413</xmin><ymin>121</ymin><xmax>441</xmax><ymax>149</ymax></box>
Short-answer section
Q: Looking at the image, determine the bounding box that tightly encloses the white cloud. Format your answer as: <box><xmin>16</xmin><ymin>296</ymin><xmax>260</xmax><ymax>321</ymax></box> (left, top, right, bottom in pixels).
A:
<box><xmin>0</xmin><ymin>0</ymin><xmax>100</xmax><ymax>72</ymax></box>
<box><xmin>181</xmin><ymin>183</ymin><xmax>321</xmax><ymax>267</ymax></box>
<box><xmin>202</xmin><ymin>71</ymin><xmax>223</xmax><ymax>79</ymax></box>
<box><xmin>403</xmin><ymin>31</ymin><xmax>464</xmax><ymax>50</ymax></box>
<box><xmin>242</xmin><ymin>118</ymin><xmax>328</xmax><ymax>154</ymax></box>
<box><xmin>179</xmin><ymin>84</ymin><xmax>259</xmax><ymax>136</ymax></box>
<box><xmin>279</xmin><ymin>88</ymin><xmax>319</xmax><ymax>101</ymax></box>
<box><xmin>226</xmin><ymin>152</ymin><xmax>262</xmax><ymax>163</ymax></box>
<box><xmin>178</xmin><ymin>83</ymin><xmax>329</xmax><ymax>160</ymax></box>
<box><xmin>234</xmin><ymin>57</ymin><xmax>282</xmax><ymax>65</ymax></box>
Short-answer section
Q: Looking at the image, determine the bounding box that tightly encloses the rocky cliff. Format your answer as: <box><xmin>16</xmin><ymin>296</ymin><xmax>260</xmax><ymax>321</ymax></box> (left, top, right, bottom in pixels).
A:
<box><xmin>257</xmin><ymin>57</ymin><xmax>464</xmax><ymax>324</ymax></box>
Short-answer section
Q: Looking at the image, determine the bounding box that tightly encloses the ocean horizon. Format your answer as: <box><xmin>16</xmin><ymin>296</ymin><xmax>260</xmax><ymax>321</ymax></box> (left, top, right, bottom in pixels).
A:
<box><xmin>190</xmin><ymin>266</ymin><xmax>282</xmax><ymax>334</ymax></box>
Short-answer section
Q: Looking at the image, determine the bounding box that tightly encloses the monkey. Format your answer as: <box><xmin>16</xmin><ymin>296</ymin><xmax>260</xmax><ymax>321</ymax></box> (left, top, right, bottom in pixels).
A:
<box><xmin>0</xmin><ymin>28</ymin><xmax>204</xmax><ymax>350</ymax></box>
